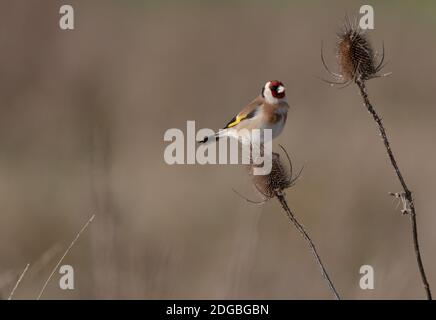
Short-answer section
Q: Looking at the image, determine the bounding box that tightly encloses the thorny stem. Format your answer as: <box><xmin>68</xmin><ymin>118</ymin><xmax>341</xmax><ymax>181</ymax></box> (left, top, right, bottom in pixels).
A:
<box><xmin>355</xmin><ymin>78</ymin><xmax>432</xmax><ymax>300</ymax></box>
<box><xmin>275</xmin><ymin>191</ymin><xmax>341</xmax><ymax>300</ymax></box>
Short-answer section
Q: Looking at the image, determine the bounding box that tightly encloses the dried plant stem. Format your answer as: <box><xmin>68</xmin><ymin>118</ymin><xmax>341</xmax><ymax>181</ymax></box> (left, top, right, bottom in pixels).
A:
<box><xmin>356</xmin><ymin>78</ymin><xmax>432</xmax><ymax>300</ymax></box>
<box><xmin>275</xmin><ymin>191</ymin><xmax>341</xmax><ymax>300</ymax></box>
<box><xmin>37</xmin><ymin>214</ymin><xmax>96</xmax><ymax>300</ymax></box>
<box><xmin>7</xmin><ymin>263</ymin><xmax>30</xmax><ymax>300</ymax></box>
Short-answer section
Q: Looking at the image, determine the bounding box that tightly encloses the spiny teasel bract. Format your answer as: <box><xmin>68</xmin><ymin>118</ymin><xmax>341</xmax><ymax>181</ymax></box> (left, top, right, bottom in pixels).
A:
<box><xmin>249</xmin><ymin>146</ymin><xmax>302</xmax><ymax>200</ymax></box>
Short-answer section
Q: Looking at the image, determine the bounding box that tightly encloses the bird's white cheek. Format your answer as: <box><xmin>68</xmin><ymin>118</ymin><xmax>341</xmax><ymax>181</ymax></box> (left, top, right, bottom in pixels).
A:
<box><xmin>264</xmin><ymin>90</ymin><xmax>279</xmax><ymax>104</ymax></box>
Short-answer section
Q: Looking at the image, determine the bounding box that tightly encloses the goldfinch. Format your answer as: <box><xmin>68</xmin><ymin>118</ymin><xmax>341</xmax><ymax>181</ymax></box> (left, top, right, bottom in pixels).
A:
<box><xmin>199</xmin><ymin>80</ymin><xmax>289</xmax><ymax>145</ymax></box>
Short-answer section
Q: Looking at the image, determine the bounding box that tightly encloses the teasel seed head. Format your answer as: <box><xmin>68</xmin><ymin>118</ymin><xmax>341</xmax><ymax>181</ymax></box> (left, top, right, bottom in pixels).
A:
<box><xmin>337</xmin><ymin>22</ymin><xmax>378</xmax><ymax>81</ymax></box>
<box><xmin>248</xmin><ymin>146</ymin><xmax>303</xmax><ymax>201</ymax></box>
<box><xmin>321</xmin><ymin>17</ymin><xmax>388</xmax><ymax>85</ymax></box>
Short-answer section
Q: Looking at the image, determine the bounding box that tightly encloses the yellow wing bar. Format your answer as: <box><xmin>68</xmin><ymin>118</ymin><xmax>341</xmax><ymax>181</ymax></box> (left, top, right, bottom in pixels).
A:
<box><xmin>226</xmin><ymin>115</ymin><xmax>246</xmax><ymax>128</ymax></box>
<box><xmin>223</xmin><ymin>108</ymin><xmax>257</xmax><ymax>129</ymax></box>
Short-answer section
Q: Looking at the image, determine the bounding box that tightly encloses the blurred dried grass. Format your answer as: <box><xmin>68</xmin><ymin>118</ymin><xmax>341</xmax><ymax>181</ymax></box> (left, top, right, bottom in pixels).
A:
<box><xmin>0</xmin><ymin>0</ymin><xmax>435</xmax><ymax>299</ymax></box>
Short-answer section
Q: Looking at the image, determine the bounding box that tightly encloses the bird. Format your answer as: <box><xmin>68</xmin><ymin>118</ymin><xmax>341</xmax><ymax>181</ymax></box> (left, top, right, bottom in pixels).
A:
<box><xmin>199</xmin><ymin>80</ymin><xmax>289</xmax><ymax>146</ymax></box>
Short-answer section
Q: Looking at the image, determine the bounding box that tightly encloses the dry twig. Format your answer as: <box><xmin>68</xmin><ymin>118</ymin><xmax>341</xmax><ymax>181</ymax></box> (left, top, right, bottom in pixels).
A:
<box><xmin>36</xmin><ymin>214</ymin><xmax>96</xmax><ymax>300</ymax></box>
<box><xmin>236</xmin><ymin>146</ymin><xmax>341</xmax><ymax>299</ymax></box>
<box><xmin>7</xmin><ymin>263</ymin><xmax>30</xmax><ymax>300</ymax></box>
<box><xmin>322</xmin><ymin>18</ymin><xmax>431</xmax><ymax>299</ymax></box>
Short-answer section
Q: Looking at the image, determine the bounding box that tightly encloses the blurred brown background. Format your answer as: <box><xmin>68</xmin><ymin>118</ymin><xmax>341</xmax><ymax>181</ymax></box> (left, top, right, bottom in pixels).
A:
<box><xmin>0</xmin><ymin>0</ymin><xmax>435</xmax><ymax>299</ymax></box>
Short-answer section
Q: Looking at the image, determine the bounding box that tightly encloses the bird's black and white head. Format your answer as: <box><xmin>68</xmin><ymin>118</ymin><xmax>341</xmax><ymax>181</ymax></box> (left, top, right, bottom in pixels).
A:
<box><xmin>261</xmin><ymin>80</ymin><xmax>286</xmax><ymax>104</ymax></box>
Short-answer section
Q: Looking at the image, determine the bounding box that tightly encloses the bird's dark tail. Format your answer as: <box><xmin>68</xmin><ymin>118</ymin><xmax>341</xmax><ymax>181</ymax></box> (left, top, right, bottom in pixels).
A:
<box><xmin>198</xmin><ymin>134</ymin><xmax>221</xmax><ymax>144</ymax></box>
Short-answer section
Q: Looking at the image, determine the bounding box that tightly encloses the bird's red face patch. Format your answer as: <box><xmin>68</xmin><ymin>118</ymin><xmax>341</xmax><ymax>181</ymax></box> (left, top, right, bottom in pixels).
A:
<box><xmin>269</xmin><ymin>80</ymin><xmax>285</xmax><ymax>99</ymax></box>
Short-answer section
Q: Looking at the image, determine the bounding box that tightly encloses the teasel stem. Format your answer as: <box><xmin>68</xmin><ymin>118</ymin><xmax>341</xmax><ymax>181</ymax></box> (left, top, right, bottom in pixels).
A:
<box><xmin>275</xmin><ymin>190</ymin><xmax>341</xmax><ymax>300</ymax></box>
<box><xmin>355</xmin><ymin>77</ymin><xmax>432</xmax><ymax>300</ymax></box>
